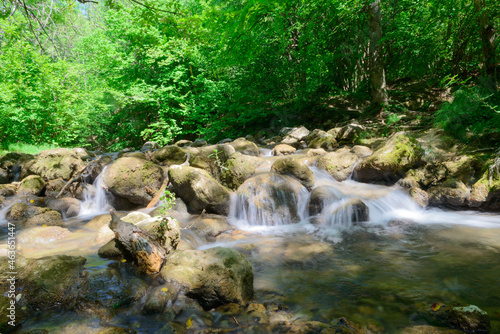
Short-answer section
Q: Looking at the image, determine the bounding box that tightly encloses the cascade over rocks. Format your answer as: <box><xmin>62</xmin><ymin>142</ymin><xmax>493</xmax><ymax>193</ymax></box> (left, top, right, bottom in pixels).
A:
<box><xmin>21</xmin><ymin>148</ymin><xmax>87</xmax><ymax>181</ymax></box>
<box><xmin>102</xmin><ymin>157</ymin><xmax>164</xmax><ymax>207</ymax></box>
<box><xmin>160</xmin><ymin>247</ymin><xmax>254</xmax><ymax>310</ymax></box>
<box><xmin>234</xmin><ymin>173</ymin><xmax>306</xmax><ymax>226</ymax></box>
<box><xmin>308</xmin><ymin>185</ymin><xmax>341</xmax><ymax>216</ymax></box>
<box><xmin>317</xmin><ymin>148</ymin><xmax>362</xmax><ymax>181</ymax></box>
<box><xmin>354</xmin><ymin>132</ymin><xmax>423</xmax><ymax>185</ymax></box>
<box><xmin>168</xmin><ymin>165</ymin><xmax>231</xmax><ymax>215</ymax></box>
<box><xmin>271</xmin><ymin>157</ymin><xmax>315</xmax><ymax>190</ymax></box>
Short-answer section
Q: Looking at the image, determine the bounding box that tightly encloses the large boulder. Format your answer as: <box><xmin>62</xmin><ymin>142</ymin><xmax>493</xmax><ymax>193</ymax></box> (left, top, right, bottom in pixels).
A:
<box><xmin>151</xmin><ymin>145</ymin><xmax>188</xmax><ymax>166</ymax></box>
<box><xmin>354</xmin><ymin>132</ymin><xmax>423</xmax><ymax>185</ymax></box>
<box><xmin>428</xmin><ymin>179</ymin><xmax>470</xmax><ymax>208</ymax></box>
<box><xmin>317</xmin><ymin>148</ymin><xmax>361</xmax><ymax>182</ymax></box>
<box><xmin>8</xmin><ymin>203</ymin><xmax>64</xmax><ymax>227</ymax></box>
<box><xmin>103</xmin><ymin>157</ymin><xmax>164</xmax><ymax>207</ymax></box>
<box><xmin>160</xmin><ymin>247</ymin><xmax>253</xmax><ymax>310</ymax></box>
<box><xmin>17</xmin><ymin>175</ymin><xmax>45</xmax><ymax>196</ymax></box>
<box><xmin>234</xmin><ymin>173</ymin><xmax>307</xmax><ymax>226</ymax></box>
<box><xmin>229</xmin><ymin>138</ymin><xmax>260</xmax><ymax>156</ymax></box>
<box><xmin>270</xmin><ymin>157</ymin><xmax>315</xmax><ymax>190</ymax></box>
<box><xmin>168</xmin><ymin>166</ymin><xmax>231</xmax><ymax>215</ymax></box>
<box><xmin>305</xmin><ymin>129</ymin><xmax>338</xmax><ymax>150</ymax></box>
<box><xmin>22</xmin><ymin>148</ymin><xmax>86</xmax><ymax>181</ymax></box>
<box><xmin>220</xmin><ymin>152</ymin><xmax>256</xmax><ymax>190</ymax></box>
<box><xmin>189</xmin><ymin>144</ymin><xmax>235</xmax><ymax>175</ymax></box>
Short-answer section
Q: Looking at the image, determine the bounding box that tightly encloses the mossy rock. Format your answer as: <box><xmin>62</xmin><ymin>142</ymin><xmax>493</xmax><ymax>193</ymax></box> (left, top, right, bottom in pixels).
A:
<box><xmin>220</xmin><ymin>152</ymin><xmax>256</xmax><ymax>190</ymax></box>
<box><xmin>354</xmin><ymin>132</ymin><xmax>423</xmax><ymax>185</ymax></box>
<box><xmin>17</xmin><ymin>255</ymin><xmax>87</xmax><ymax>310</ymax></box>
<box><xmin>103</xmin><ymin>157</ymin><xmax>164</xmax><ymax>206</ymax></box>
<box><xmin>151</xmin><ymin>145</ymin><xmax>188</xmax><ymax>166</ymax></box>
<box><xmin>432</xmin><ymin>304</ymin><xmax>490</xmax><ymax>333</ymax></box>
<box><xmin>22</xmin><ymin>148</ymin><xmax>86</xmax><ymax>181</ymax></box>
<box><xmin>17</xmin><ymin>175</ymin><xmax>45</xmax><ymax>196</ymax></box>
<box><xmin>168</xmin><ymin>165</ymin><xmax>231</xmax><ymax>215</ymax></box>
<box><xmin>8</xmin><ymin>203</ymin><xmax>63</xmax><ymax>227</ymax></box>
<box><xmin>228</xmin><ymin>138</ymin><xmax>260</xmax><ymax>156</ymax></box>
<box><xmin>160</xmin><ymin>247</ymin><xmax>254</xmax><ymax>310</ymax></box>
<box><xmin>189</xmin><ymin>144</ymin><xmax>235</xmax><ymax>175</ymax></box>
<box><xmin>317</xmin><ymin>148</ymin><xmax>361</xmax><ymax>182</ymax></box>
<box><xmin>271</xmin><ymin>157</ymin><xmax>315</xmax><ymax>190</ymax></box>
<box><xmin>428</xmin><ymin>178</ymin><xmax>470</xmax><ymax>208</ymax></box>
<box><xmin>271</xmin><ymin>144</ymin><xmax>296</xmax><ymax>156</ymax></box>
<box><xmin>306</xmin><ymin>129</ymin><xmax>338</xmax><ymax>150</ymax></box>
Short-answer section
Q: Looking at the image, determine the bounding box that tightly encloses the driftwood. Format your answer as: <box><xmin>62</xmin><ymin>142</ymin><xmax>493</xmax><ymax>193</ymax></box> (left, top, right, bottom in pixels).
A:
<box><xmin>109</xmin><ymin>209</ymin><xmax>167</xmax><ymax>274</ymax></box>
<box><xmin>55</xmin><ymin>164</ymin><xmax>89</xmax><ymax>199</ymax></box>
<box><xmin>146</xmin><ymin>177</ymin><xmax>169</xmax><ymax>209</ymax></box>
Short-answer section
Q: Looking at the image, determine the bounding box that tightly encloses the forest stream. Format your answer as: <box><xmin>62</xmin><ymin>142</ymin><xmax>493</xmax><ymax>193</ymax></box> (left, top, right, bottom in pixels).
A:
<box><xmin>1</xmin><ymin>146</ymin><xmax>499</xmax><ymax>334</ymax></box>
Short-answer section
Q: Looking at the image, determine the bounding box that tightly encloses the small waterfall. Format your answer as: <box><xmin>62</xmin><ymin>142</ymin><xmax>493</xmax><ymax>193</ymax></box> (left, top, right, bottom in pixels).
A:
<box><xmin>79</xmin><ymin>166</ymin><xmax>111</xmax><ymax>216</ymax></box>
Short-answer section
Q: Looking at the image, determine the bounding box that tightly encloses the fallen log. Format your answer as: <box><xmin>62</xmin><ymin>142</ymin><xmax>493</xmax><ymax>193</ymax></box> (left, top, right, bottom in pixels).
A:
<box><xmin>109</xmin><ymin>209</ymin><xmax>167</xmax><ymax>274</ymax></box>
<box><xmin>146</xmin><ymin>177</ymin><xmax>169</xmax><ymax>209</ymax></box>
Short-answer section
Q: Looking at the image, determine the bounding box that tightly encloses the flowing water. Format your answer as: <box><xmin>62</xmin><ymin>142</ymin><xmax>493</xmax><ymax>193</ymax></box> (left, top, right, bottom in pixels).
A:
<box><xmin>2</xmin><ymin>155</ymin><xmax>500</xmax><ymax>333</ymax></box>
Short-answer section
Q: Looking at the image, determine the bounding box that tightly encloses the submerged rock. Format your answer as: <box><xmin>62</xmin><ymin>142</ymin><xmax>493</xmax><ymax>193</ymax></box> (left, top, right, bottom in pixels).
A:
<box><xmin>160</xmin><ymin>247</ymin><xmax>254</xmax><ymax>310</ymax></box>
<box><xmin>271</xmin><ymin>157</ymin><xmax>315</xmax><ymax>190</ymax></box>
<box><xmin>354</xmin><ymin>132</ymin><xmax>423</xmax><ymax>185</ymax></box>
<box><xmin>168</xmin><ymin>165</ymin><xmax>231</xmax><ymax>215</ymax></box>
<box><xmin>432</xmin><ymin>304</ymin><xmax>490</xmax><ymax>333</ymax></box>
<box><xmin>400</xmin><ymin>325</ymin><xmax>463</xmax><ymax>334</ymax></box>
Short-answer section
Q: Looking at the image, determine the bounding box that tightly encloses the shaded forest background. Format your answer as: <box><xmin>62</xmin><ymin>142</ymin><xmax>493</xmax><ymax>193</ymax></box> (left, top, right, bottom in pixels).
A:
<box><xmin>0</xmin><ymin>0</ymin><xmax>499</xmax><ymax>151</ymax></box>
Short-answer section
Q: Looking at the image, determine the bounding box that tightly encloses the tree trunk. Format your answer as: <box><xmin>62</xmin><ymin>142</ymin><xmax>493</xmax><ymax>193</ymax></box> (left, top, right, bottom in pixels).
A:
<box><xmin>367</xmin><ymin>0</ymin><xmax>388</xmax><ymax>113</ymax></box>
<box><xmin>475</xmin><ymin>0</ymin><xmax>497</xmax><ymax>90</ymax></box>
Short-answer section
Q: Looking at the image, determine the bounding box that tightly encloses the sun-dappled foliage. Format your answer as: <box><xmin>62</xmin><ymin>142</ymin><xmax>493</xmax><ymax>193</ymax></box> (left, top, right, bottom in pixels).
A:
<box><xmin>0</xmin><ymin>0</ymin><xmax>498</xmax><ymax>150</ymax></box>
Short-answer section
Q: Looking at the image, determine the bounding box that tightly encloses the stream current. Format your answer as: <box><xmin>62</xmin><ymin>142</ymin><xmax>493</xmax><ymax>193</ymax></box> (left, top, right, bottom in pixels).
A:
<box><xmin>1</xmin><ymin>152</ymin><xmax>500</xmax><ymax>333</ymax></box>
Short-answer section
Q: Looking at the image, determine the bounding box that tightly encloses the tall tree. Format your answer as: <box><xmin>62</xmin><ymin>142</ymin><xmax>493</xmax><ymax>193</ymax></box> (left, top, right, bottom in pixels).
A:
<box><xmin>474</xmin><ymin>0</ymin><xmax>497</xmax><ymax>90</ymax></box>
<box><xmin>367</xmin><ymin>0</ymin><xmax>388</xmax><ymax>113</ymax></box>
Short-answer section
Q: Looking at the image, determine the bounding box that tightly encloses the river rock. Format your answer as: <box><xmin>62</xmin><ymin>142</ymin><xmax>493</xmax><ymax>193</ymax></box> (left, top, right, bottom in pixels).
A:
<box><xmin>318</xmin><ymin>198</ymin><xmax>369</xmax><ymax>226</ymax></box>
<box><xmin>0</xmin><ymin>168</ymin><xmax>9</xmax><ymax>184</ymax></box>
<box><xmin>175</xmin><ymin>139</ymin><xmax>192</xmax><ymax>147</ymax></box>
<box><xmin>45</xmin><ymin>197</ymin><xmax>81</xmax><ymax>218</ymax></box>
<box><xmin>308</xmin><ymin>185</ymin><xmax>341</xmax><ymax>215</ymax></box>
<box><xmin>16</xmin><ymin>255</ymin><xmax>87</xmax><ymax>310</ymax></box>
<box><xmin>351</xmin><ymin>145</ymin><xmax>373</xmax><ymax>157</ymax></box>
<box><xmin>102</xmin><ymin>157</ymin><xmax>164</xmax><ymax>207</ymax></box>
<box><xmin>432</xmin><ymin>304</ymin><xmax>490</xmax><ymax>333</ymax></box>
<box><xmin>271</xmin><ymin>157</ymin><xmax>315</xmax><ymax>190</ymax></box>
<box><xmin>0</xmin><ymin>184</ymin><xmax>16</xmax><ymax>196</ymax></box>
<box><xmin>140</xmin><ymin>141</ymin><xmax>160</xmax><ymax>153</ymax></box>
<box><xmin>160</xmin><ymin>247</ymin><xmax>254</xmax><ymax>310</ymax></box>
<box><xmin>428</xmin><ymin>179</ymin><xmax>470</xmax><ymax>208</ymax></box>
<box><xmin>354</xmin><ymin>132</ymin><xmax>423</xmax><ymax>185</ymax></box>
<box><xmin>306</xmin><ymin>148</ymin><xmax>327</xmax><ymax>156</ymax></box>
<box><xmin>186</xmin><ymin>214</ymin><xmax>233</xmax><ymax>238</ymax></box>
<box><xmin>271</xmin><ymin>144</ymin><xmax>296</xmax><ymax>156</ymax></box>
<box><xmin>338</xmin><ymin>123</ymin><xmax>365</xmax><ymax>143</ymax></box>
<box><xmin>400</xmin><ymin>325</ymin><xmax>463</xmax><ymax>334</ymax></box>
<box><xmin>305</xmin><ymin>129</ymin><xmax>338</xmax><ymax>150</ymax></box>
<box><xmin>17</xmin><ymin>175</ymin><xmax>45</xmax><ymax>196</ymax></box>
<box><xmin>229</xmin><ymin>138</ymin><xmax>260</xmax><ymax>156</ymax></box>
<box><xmin>81</xmin><ymin>266</ymin><xmax>149</xmax><ymax>311</ymax></box>
<box><xmin>282</xmin><ymin>126</ymin><xmax>310</xmax><ymax>142</ymax></box>
<box><xmin>18</xmin><ymin>226</ymin><xmax>71</xmax><ymax>245</ymax></box>
<box><xmin>8</xmin><ymin>203</ymin><xmax>64</xmax><ymax>227</ymax></box>
<box><xmin>219</xmin><ymin>152</ymin><xmax>256</xmax><ymax>190</ymax></box>
<box><xmin>410</xmin><ymin>187</ymin><xmax>430</xmax><ymax>208</ymax></box>
<box><xmin>142</xmin><ymin>283</ymin><xmax>180</xmax><ymax>314</ymax></box>
<box><xmin>192</xmin><ymin>138</ymin><xmax>207</xmax><ymax>147</ymax></box>
<box><xmin>235</xmin><ymin>173</ymin><xmax>306</xmax><ymax>226</ymax></box>
<box><xmin>151</xmin><ymin>145</ymin><xmax>188</xmax><ymax>166</ymax></box>
<box><xmin>317</xmin><ymin>148</ymin><xmax>361</xmax><ymax>181</ymax></box>
<box><xmin>22</xmin><ymin>148</ymin><xmax>86</xmax><ymax>181</ymax></box>
<box><xmin>189</xmin><ymin>144</ymin><xmax>235</xmax><ymax>174</ymax></box>
<box><xmin>168</xmin><ymin>165</ymin><xmax>231</xmax><ymax>215</ymax></box>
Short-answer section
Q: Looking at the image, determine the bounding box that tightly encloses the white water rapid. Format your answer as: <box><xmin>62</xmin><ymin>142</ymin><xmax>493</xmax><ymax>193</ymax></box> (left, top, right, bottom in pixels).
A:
<box><xmin>78</xmin><ymin>166</ymin><xmax>111</xmax><ymax>217</ymax></box>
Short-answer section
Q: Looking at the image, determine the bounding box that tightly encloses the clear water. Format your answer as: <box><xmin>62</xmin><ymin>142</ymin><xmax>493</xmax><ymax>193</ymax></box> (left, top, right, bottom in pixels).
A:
<box><xmin>3</xmin><ymin>159</ymin><xmax>500</xmax><ymax>333</ymax></box>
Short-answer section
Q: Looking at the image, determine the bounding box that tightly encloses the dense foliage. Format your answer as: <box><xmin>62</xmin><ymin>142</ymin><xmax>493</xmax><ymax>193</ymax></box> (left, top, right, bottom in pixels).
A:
<box><xmin>0</xmin><ymin>0</ymin><xmax>498</xmax><ymax>150</ymax></box>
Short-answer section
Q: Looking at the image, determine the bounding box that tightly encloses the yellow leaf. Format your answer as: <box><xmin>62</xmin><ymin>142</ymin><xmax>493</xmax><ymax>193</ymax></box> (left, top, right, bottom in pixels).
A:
<box><xmin>431</xmin><ymin>302</ymin><xmax>441</xmax><ymax>312</ymax></box>
<box><xmin>121</xmin><ymin>259</ymin><xmax>127</xmax><ymax>262</ymax></box>
<box><xmin>186</xmin><ymin>317</ymin><xmax>192</xmax><ymax>329</ymax></box>
<box><xmin>42</xmin><ymin>224</ymin><xmax>47</xmax><ymax>227</ymax></box>
<box><xmin>30</xmin><ymin>199</ymin><xmax>34</xmax><ymax>203</ymax></box>
<box><xmin>161</xmin><ymin>287</ymin><xmax>168</xmax><ymax>292</ymax></box>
